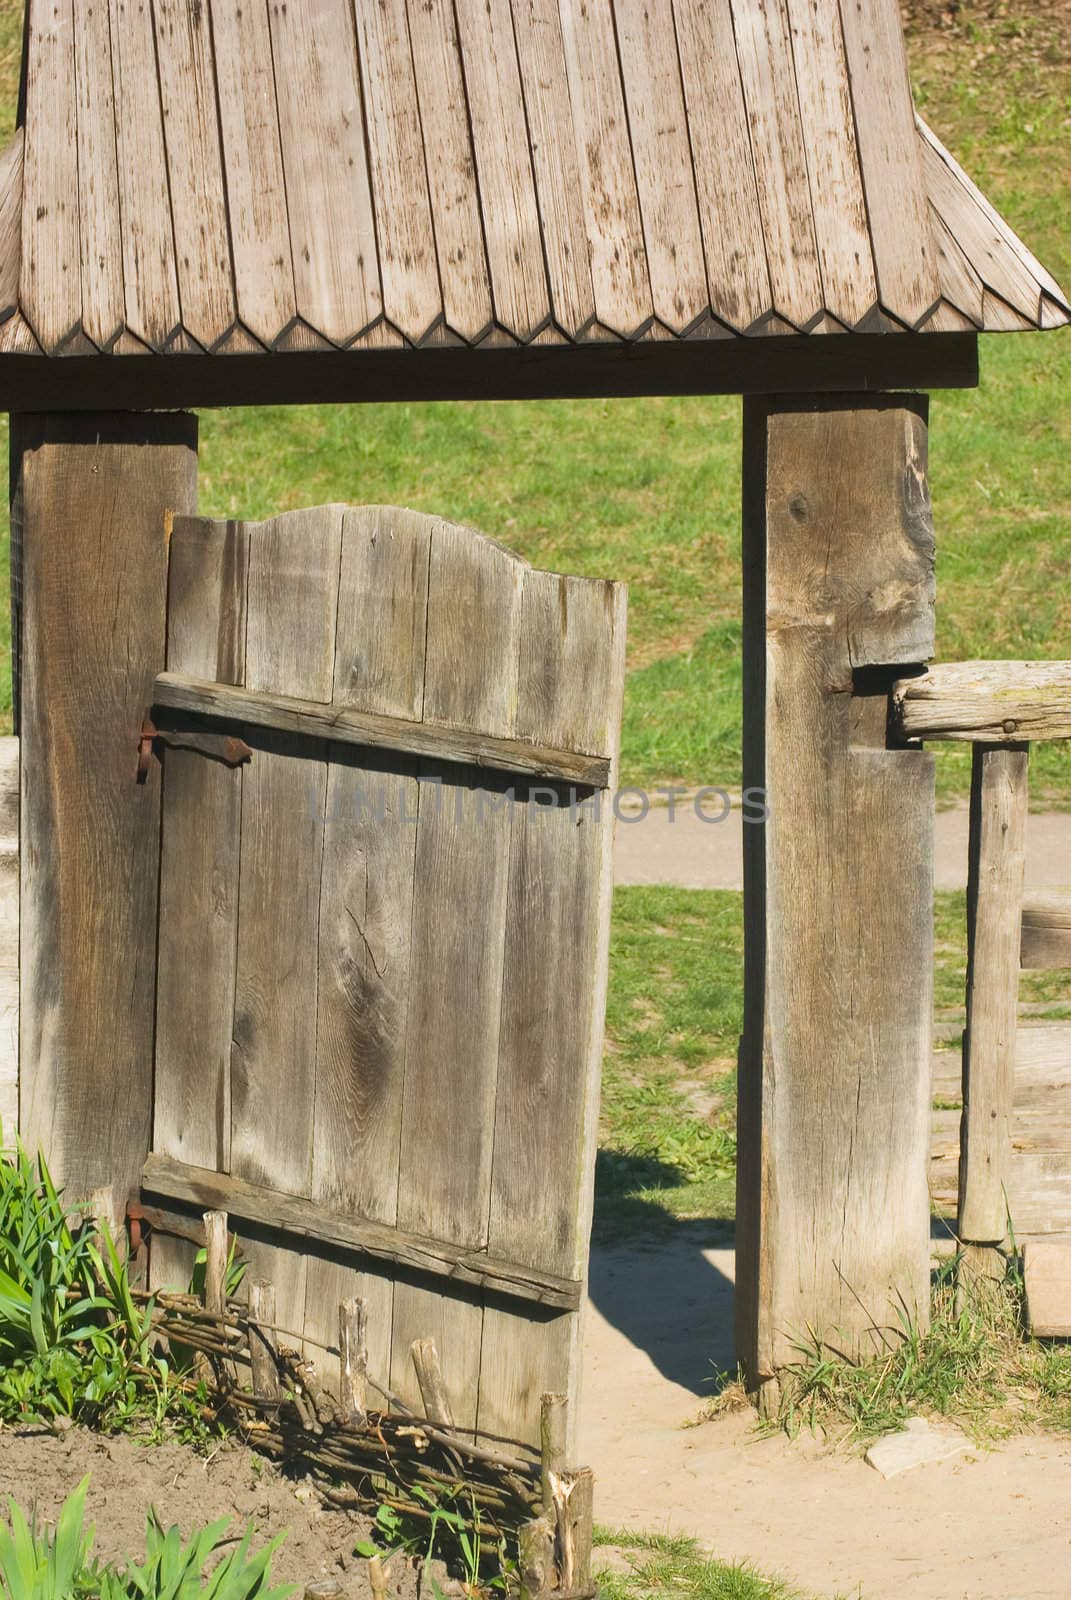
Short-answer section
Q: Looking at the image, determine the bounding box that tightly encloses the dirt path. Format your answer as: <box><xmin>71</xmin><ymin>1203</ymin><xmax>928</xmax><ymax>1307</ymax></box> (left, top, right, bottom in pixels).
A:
<box><xmin>614</xmin><ymin>801</ymin><xmax>1071</xmax><ymax>892</ymax></box>
<box><xmin>582</xmin><ymin>1234</ymin><xmax>1071</xmax><ymax>1600</ymax></box>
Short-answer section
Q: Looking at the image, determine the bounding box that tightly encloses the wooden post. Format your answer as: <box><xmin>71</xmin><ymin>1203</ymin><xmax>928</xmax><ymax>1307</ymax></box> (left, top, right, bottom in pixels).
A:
<box><xmin>958</xmin><ymin>743</ymin><xmax>1028</xmax><ymax>1276</ymax></box>
<box><xmin>409</xmin><ymin>1337</ymin><xmax>455</xmax><ymax>1427</ymax></box>
<box><xmin>539</xmin><ymin>1392</ymin><xmax>567</xmax><ymax>1518</ymax></box>
<box><xmin>518</xmin><ymin>1518</ymin><xmax>555</xmax><ymax>1600</ymax></box>
<box><xmin>248</xmin><ymin>1279</ymin><xmax>280</xmax><ymax>1401</ymax></box>
<box><xmin>13</xmin><ymin>413</ymin><xmax>198</xmax><ymax>1231</ymax></box>
<box><xmin>203</xmin><ymin>1210</ymin><xmax>228</xmax><ymax>1317</ymax></box>
<box><xmin>738</xmin><ymin>394</ymin><xmax>936</xmax><ymax>1405</ymax></box>
<box><xmin>338</xmin><ymin>1297</ymin><xmax>368</xmax><ymax>1424</ymax></box>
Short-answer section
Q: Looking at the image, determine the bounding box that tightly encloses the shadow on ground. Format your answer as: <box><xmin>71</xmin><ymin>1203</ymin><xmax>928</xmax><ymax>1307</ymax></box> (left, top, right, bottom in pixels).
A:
<box><xmin>589</xmin><ymin>1150</ymin><xmax>736</xmax><ymax>1397</ymax></box>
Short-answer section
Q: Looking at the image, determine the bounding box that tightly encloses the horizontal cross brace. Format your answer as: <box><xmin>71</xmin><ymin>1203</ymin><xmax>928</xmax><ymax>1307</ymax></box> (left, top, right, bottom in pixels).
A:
<box><xmin>153</xmin><ymin>673</ymin><xmax>610</xmax><ymax>788</ymax></box>
<box><xmin>892</xmin><ymin>660</ymin><xmax>1071</xmax><ymax>744</ymax></box>
<box><xmin>142</xmin><ymin>1153</ymin><xmax>582</xmax><ymax>1313</ymax></box>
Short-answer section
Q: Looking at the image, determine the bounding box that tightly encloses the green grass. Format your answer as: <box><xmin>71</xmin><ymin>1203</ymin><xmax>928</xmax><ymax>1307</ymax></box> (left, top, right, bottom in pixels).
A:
<box><xmin>598</xmin><ymin>887</ymin><xmax>1071</xmax><ymax>1235</ymax></box>
<box><xmin>0</xmin><ymin>1</ymin><xmax>1067</xmax><ymax>804</ymax></box>
<box><xmin>768</xmin><ymin>1254</ymin><xmax>1071</xmax><ymax>1446</ymax></box>
<box><xmin>595</xmin><ymin>1529</ymin><xmax>815</xmax><ymax>1600</ymax></box>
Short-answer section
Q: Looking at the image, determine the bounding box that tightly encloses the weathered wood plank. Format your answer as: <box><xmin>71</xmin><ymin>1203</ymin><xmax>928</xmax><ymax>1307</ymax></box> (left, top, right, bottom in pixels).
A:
<box><xmin>730</xmin><ymin>0</ymin><xmax>823</xmax><ymax>329</ymax></box>
<box><xmin>893</xmin><ymin>661</ymin><xmax>1071</xmax><ymax>744</ymax></box>
<box><xmin>556</xmin><ymin>0</ymin><xmax>653</xmax><ymax>336</ymax></box>
<box><xmin>481</xmin><ymin>570</ymin><xmax>626</xmax><ymax>1448</ymax></box>
<box><xmin>72</xmin><ymin>0</ymin><xmax>124</xmax><ymax>348</ymax></box>
<box><xmin>153</xmin><ymin>0</ymin><xmax>237</xmax><ymax>349</ymax></box>
<box><xmin>958</xmin><ymin>745</ymin><xmax>1028</xmax><ymax>1243</ymax></box>
<box><xmin>154</xmin><ymin>519</ymin><xmax>247</xmax><ymax>1179</ymax></box>
<box><xmin>421</xmin><ymin>521</ymin><xmax>526</xmax><ymax>731</ymax></box>
<box><xmin>141</xmin><ymin>1153</ymin><xmax>581</xmax><ymax>1310</ymax></box>
<box><xmin>17</xmin><ymin>413</ymin><xmax>198</xmax><ymax>1230</ymax></box>
<box><xmin>737</xmin><ymin>396</ymin><xmax>936</xmax><ymax>1399</ymax></box>
<box><xmin>839</xmin><ymin>0</ymin><xmax>939</xmax><ymax>327</ymax></box>
<box><xmin>230</xmin><ymin>508</ymin><xmax>342</xmax><ymax>1338</ymax></box>
<box><xmin>929</xmin><ymin>209</ymin><xmax>986</xmax><ymax>329</ymax></box>
<box><xmin>353</xmin><ymin>0</ymin><xmax>442</xmax><ymax>344</ymax></box>
<box><xmin>784</xmin><ymin>0</ymin><xmax>877</xmax><ymax>327</ymax></box>
<box><xmin>333</xmin><ymin>507</ymin><xmax>433</xmax><ymax>719</ymax></box>
<box><xmin>0</xmin><ymin>129</ymin><xmax>21</xmax><ymax>324</ymax></box>
<box><xmin>405</xmin><ymin>0</ymin><xmax>494</xmax><ymax>342</ymax></box>
<box><xmin>1023</xmin><ymin>1238</ymin><xmax>1071</xmax><ymax>1337</ymax></box>
<box><xmin>154</xmin><ymin>673</ymin><xmax>610</xmax><ymax>786</ymax></box>
<box><xmin>1021</xmin><ymin>891</ymin><xmax>1071</xmax><ymax>971</ymax></box>
<box><xmin>209</xmin><ymin>0</ymin><xmax>296</xmax><ymax>345</ymax></box>
<box><xmin>454</xmin><ymin>0</ymin><xmax>551</xmax><ymax>339</ymax></box>
<box><xmin>21</xmin><ymin>0</ymin><xmax>80</xmax><ymax>350</ymax></box>
<box><xmin>107</xmin><ymin>0</ymin><xmax>182</xmax><ymax>348</ymax></box>
<box><xmin>268</xmin><ymin>0</ymin><xmax>381</xmax><ymax>343</ymax></box>
<box><xmin>671</xmin><ymin>0</ymin><xmax>770</xmax><ymax>332</ymax></box>
<box><xmin>508</xmin><ymin>0</ymin><xmax>596</xmax><ymax>338</ymax></box>
<box><xmin>612</xmin><ymin>0</ymin><xmax>707</xmax><ymax>334</ymax></box>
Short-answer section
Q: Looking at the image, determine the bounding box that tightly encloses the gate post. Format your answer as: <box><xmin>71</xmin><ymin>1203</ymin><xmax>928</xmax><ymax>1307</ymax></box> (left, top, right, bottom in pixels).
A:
<box><xmin>737</xmin><ymin>394</ymin><xmax>936</xmax><ymax>1409</ymax></box>
<box><xmin>12</xmin><ymin>413</ymin><xmax>198</xmax><ymax>1230</ymax></box>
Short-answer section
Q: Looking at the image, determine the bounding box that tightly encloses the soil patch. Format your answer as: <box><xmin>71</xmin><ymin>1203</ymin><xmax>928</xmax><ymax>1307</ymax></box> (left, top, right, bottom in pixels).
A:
<box><xmin>0</xmin><ymin>1426</ymin><xmax>421</xmax><ymax>1600</ymax></box>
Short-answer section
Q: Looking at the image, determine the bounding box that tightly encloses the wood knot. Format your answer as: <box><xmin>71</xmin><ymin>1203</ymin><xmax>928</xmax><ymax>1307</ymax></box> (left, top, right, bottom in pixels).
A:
<box><xmin>788</xmin><ymin>493</ymin><xmax>810</xmax><ymax>523</ymax></box>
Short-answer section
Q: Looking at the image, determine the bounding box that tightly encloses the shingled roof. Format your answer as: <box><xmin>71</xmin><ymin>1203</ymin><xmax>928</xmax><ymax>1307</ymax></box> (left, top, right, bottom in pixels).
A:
<box><xmin>0</xmin><ymin>0</ymin><xmax>1065</xmax><ymax>387</ymax></box>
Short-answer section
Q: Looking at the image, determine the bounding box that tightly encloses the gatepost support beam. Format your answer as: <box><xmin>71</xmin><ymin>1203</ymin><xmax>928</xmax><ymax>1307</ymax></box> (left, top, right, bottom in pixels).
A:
<box><xmin>737</xmin><ymin>393</ymin><xmax>936</xmax><ymax>1412</ymax></box>
<box><xmin>12</xmin><ymin>412</ymin><xmax>198</xmax><ymax>1232</ymax></box>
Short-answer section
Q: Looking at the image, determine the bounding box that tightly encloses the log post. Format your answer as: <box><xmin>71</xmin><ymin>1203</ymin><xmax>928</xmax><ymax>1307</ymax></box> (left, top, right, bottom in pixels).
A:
<box><xmin>13</xmin><ymin>413</ymin><xmax>198</xmax><ymax>1231</ymax></box>
<box><xmin>737</xmin><ymin>394</ymin><xmax>936</xmax><ymax>1406</ymax></box>
<box><xmin>958</xmin><ymin>743</ymin><xmax>1028</xmax><ymax>1281</ymax></box>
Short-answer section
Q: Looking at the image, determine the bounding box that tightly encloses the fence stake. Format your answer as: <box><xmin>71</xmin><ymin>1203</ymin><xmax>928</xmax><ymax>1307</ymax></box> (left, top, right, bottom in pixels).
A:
<box><xmin>540</xmin><ymin>1393</ymin><xmax>567</xmax><ymax>1519</ymax></box>
<box><xmin>339</xmin><ymin>1297</ymin><xmax>368</xmax><ymax>1424</ymax></box>
<box><xmin>367</xmin><ymin>1557</ymin><xmax>389</xmax><ymax>1600</ymax></box>
<box><xmin>203</xmin><ymin>1210</ymin><xmax>228</xmax><ymax>1317</ymax></box>
<box><xmin>559</xmin><ymin>1467</ymin><xmax>594</xmax><ymax>1591</ymax></box>
<box><xmin>518</xmin><ymin>1518</ymin><xmax>555</xmax><ymax>1600</ymax></box>
<box><xmin>248</xmin><ymin>1279</ymin><xmax>280</xmax><ymax>1401</ymax></box>
<box><xmin>410</xmin><ymin>1338</ymin><xmax>454</xmax><ymax>1427</ymax></box>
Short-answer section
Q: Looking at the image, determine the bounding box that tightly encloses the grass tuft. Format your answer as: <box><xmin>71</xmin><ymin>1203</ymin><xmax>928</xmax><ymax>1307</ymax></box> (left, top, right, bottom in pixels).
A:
<box><xmin>594</xmin><ymin>1528</ymin><xmax>813</xmax><ymax>1600</ymax></box>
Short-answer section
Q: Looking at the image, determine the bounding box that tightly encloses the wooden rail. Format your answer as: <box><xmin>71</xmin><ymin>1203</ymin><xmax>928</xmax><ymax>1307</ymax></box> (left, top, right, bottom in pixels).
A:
<box><xmin>1021</xmin><ymin>891</ymin><xmax>1071</xmax><ymax>970</ymax></box>
<box><xmin>892</xmin><ymin>660</ymin><xmax>1071</xmax><ymax>744</ymax></box>
<box><xmin>142</xmin><ymin>1153</ymin><xmax>582</xmax><ymax>1312</ymax></box>
<box><xmin>153</xmin><ymin>672</ymin><xmax>612</xmax><ymax>788</ymax></box>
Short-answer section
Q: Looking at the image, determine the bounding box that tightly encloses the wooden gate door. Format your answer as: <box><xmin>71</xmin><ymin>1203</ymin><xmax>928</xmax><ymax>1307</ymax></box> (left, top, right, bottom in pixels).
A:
<box><xmin>140</xmin><ymin>504</ymin><xmax>625</xmax><ymax>1446</ymax></box>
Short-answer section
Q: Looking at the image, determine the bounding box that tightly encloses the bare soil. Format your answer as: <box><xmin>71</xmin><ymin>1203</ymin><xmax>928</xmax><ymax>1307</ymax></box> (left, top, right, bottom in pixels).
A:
<box><xmin>0</xmin><ymin>1426</ymin><xmax>421</xmax><ymax>1600</ymax></box>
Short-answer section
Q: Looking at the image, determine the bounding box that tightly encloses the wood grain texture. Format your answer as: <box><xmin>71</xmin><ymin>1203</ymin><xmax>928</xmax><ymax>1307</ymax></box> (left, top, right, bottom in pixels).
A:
<box><xmin>405</xmin><ymin>0</ymin><xmax>494</xmax><ymax>342</ymax></box>
<box><xmin>839</xmin><ymin>0</ymin><xmax>939</xmax><ymax>326</ymax></box>
<box><xmin>153</xmin><ymin>674</ymin><xmax>611</xmax><ymax>785</ymax></box>
<box><xmin>730</xmin><ymin>0</ymin><xmax>824</xmax><ymax>329</ymax></box>
<box><xmin>0</xmin><ymin>740</ymin><xmax>18</xmax><ymax>1141</ymax></box>
<box><xmin>737</xmin><ymin>395</ymin><xmax>936</xmax><ymax>1391</ymax></box>
<box><xmin>958</xmin><ymin>746</ymin><xmax>1028</xmax><ymax>1243</ymax></box>
<box><xmin>21</xmin><ymin>0</ymin><xmax>81</xmax><ymax>350</ymax></box>
<box><xmin>108</xmin><ymin>0</ymin><xmax>182</xmax><ymax>348</ymax></box>
<box><xmin>1020</xmin><ymin>891</ymin><xmax>1071</xmax><ymax>972</ymax></box>
<box><xmin>0</xmin><ymin>130</ymin><xmax>22</xmax><ymax>324</ymax></box>
<box><xmin>333</xmin><ymin>507</ymin><xmax>432</xmax><ymax>719</ymax></box>
<box><xmin>154</xmin><ymin>518</ymin><xmax>247</xmax><ymax>1176</ymax></box>
<box><xmin>153</xmin><ymin>0</ymin><xmax>237</xmax><ymax>349</ymax></box>
<box><xmin>268</xmin><ymin>0</ymin><xmax>382</xmax><ymax>343</ymax></box>
<box><xmin>612</xmin><ymin>0</ymin><xmax>707</xmax><ymax>334</ymax></box>
<box><xmin>210</xmin><ymin>0</ymin><xmax>297</xmax><ymax>344</ymax></box>
<box><xmin>353</xmin><ymin>0</ymin><xmax>442</xmax><ymax>344</ymax></box>
<box><xmin>557</xmin><ymin>0</ymin><xmax>653</xmax><ymax>336</ymax></box>
<box><xmin>893</xmin><ymin>660</ymin><xmax>1071</xmax><ymax>744</ymax></box>
<box><xmin>454</xmin><ymin>0</ymin><xmax>550</xmax><ymax>339</ymax></box>
<box><xmin>929</xmin><ymin>208</ymin><xmax>985</xmax><ymax>328</ymax></box>
<box><xmin>73</xmin><ymin>0</ymin><xmax>124</xmax><ymax>348</ymax></box>
<box><xmin>17</xmin><ymin>413</ymin><xmax>198</xmax><ymax>1229</ymax></box>
<box><xmin>784</xmin><ymin>0</ymin><xmax>876</xmax><ymax>327</ymax></box>
<box><xmin>1023</xmin><ymin>1239</ymin><xmax>1071</xmax><ymax>1337</ymax></box>
<box><xmin>672</xmin><ymin>0</ymin><xmax>770</xmax><ymax>332</ymax></box>
<box><xmin>508</xmin><ymin>0</ymin><xmax>596</xmax><ymax>338</ymax></box>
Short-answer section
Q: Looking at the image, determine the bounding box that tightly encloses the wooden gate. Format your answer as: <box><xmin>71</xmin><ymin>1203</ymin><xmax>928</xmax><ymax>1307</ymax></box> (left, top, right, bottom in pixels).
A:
<box><xmin>139</xmin><ymin>504</ymin><xmax>625</xmax><ymax>1446</ymax></box>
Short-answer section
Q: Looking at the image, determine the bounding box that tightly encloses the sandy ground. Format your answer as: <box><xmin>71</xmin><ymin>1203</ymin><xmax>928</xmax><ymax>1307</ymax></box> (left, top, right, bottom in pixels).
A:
<box><xmin>614</xmin><ymin>801</ymin><xmax>1071</xmax><ymax>892</ymax></box>
<box><xmin>581</xmin><ymin>1234</ymin><xmax>1071</xmax><ymax>1600</ymax></box>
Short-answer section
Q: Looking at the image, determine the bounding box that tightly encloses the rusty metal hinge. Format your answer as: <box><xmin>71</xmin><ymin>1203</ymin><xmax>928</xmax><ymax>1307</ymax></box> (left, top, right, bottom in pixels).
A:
<box><xmin>137</xmin><ymin>713</ymin><xmax>252</xmax><ymax>783</ymax></box>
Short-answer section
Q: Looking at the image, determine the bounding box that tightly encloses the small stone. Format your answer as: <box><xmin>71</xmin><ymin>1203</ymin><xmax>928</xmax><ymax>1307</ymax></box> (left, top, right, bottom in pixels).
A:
<box><xmin>865</xmin><ymin>1419</ymin><xmax>970</xmax><ymax>1479</ymax></box>
<box><xmin>51</xmin><ymin>1415</ymin><xmax>75</xmax><ymax>1434</ymax></box>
